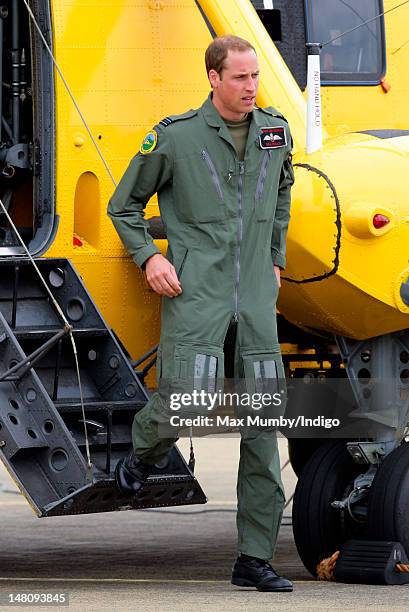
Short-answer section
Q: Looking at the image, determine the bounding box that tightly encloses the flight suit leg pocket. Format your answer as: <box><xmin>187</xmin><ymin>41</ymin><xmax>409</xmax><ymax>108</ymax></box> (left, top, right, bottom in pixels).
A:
<box><xmin>241</xmin><ymin>349</ymin><xmax>286</xmax><ymax>420</ymax></box>
<box><xmin>170</xmin><ymin>342</ymin><xmax>225</xmax><ymax>419</ymax></box>
<box><xmin>173</xmin><ymin>342</ymin><xmax>225</xmax><ymax>393</ymax></box>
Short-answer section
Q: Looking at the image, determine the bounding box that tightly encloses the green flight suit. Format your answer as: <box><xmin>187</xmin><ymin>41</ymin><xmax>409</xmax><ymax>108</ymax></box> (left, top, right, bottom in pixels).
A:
<box><xmin>108</xmin><ymin>95</ymin><xmax>294</xmax><ymax>560</ymax></box>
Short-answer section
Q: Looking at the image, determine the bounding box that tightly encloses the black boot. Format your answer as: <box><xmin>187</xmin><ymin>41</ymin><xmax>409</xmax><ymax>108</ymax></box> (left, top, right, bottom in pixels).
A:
<box><xmin>231</xmin><ymin>555</ymin><xmax>293</xmax><ymax>592</ymax></box>
<box><xmin>115</xmin><ymin>450</ymin><xmax>149</xmax><ymax>496</ymax></box>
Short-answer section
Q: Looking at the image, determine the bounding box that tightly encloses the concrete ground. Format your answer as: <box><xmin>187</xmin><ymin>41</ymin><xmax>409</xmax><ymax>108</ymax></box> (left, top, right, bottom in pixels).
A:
<box><xmin>0</xmin><ymin>437</ymin><xmax>408</xmax><ymax>611</ymax></box>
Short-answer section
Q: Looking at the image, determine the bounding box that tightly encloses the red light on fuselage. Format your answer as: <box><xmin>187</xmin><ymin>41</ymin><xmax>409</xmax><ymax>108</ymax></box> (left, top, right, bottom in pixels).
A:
<box><xmin>373</xmin><ymin>214</ymin><xmax>390</xmax><ymax>229</ymax></box>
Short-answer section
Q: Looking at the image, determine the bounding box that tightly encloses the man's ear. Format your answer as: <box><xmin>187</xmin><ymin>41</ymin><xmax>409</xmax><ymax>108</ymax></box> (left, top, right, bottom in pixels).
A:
<box><xmin>208</xmin><ymin>69</ymin><xmax>220</xmax><ymax>89</ymax></box>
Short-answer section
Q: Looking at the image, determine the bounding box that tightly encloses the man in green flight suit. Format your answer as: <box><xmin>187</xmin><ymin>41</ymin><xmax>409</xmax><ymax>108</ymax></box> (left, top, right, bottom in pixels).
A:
<box><xmin>108</xmin><ymin>35</ymin><xmax>294</xmax><ymax>593</ymax></box>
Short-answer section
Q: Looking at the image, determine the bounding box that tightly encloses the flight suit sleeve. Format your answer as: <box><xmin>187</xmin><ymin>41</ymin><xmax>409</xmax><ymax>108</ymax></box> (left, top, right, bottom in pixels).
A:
<box><xmin>107</xmin><ymin>125</ymin><xmax>173</xmax><ymax>268</ymax></box>
<box><xmin>271</xmin><ymin>141</ymin><xmax>294</xmax><ymax>270</ymax></box>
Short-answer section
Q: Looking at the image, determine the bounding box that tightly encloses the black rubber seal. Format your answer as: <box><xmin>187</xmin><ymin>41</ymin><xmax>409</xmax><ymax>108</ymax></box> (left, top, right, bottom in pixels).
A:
<box><xmin>281</xmin><ymin>163</ymin><xmax>341</xmax><ymax>284</ymax></box>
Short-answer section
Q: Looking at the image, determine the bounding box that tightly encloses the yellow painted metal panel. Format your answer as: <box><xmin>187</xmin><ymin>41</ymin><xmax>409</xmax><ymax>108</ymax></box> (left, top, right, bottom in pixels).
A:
<box><xmin>281</xmin><ymin>133</ymin><xmax>409</xmax><ymax>338</ymax></box>
<box><xmin>46</xmin><ymin>1</ymin><xmax>212</xmax><ymax>373</ymax></box>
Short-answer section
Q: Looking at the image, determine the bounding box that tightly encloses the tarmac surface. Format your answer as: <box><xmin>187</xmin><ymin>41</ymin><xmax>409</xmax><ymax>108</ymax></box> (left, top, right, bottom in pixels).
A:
<box><xmin>0</xmin><ymin>437</ymin><xmax>408</xmax><ymax>611</ymax></box>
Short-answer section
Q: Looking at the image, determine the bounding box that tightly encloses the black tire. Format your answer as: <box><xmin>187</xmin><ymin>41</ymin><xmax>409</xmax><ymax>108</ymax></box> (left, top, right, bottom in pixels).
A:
<box><xmin>288</xmin><ymin>438</ymin><xmax>324</xmax><ymax>477</ymax></box>
<box><xmin>292</xmin><ymin>440</ymin><xmax>364</xmax><ymax>576</ymax></box>
<box><xmin>367</xmin><ymin>441</ymin><xmax>409</xmax><ymax>555</ymax></box>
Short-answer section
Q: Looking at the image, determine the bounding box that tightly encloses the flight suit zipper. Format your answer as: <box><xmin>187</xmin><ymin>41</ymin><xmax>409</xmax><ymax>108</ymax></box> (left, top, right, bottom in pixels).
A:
<box><xmin>233</xmin><ymin>161</ymin><xmax>245</xmax><ymax>322</ymax></box>
<box><xmin>255</xmin><ymin>149</ymin><xmax>271</xmax><ymax>203</ymax></box>
<box><xmin>202</xmin><ymin>149</ymin><xmax>224</xmax><ymax>201</ymax></box>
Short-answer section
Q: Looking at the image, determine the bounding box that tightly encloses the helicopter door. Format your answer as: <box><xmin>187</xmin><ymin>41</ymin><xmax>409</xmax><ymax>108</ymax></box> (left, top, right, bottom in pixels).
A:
<box><xmin>0</xmin><ymin>0</ymin><xmax>54</xmax><ymax>256</ymax></box>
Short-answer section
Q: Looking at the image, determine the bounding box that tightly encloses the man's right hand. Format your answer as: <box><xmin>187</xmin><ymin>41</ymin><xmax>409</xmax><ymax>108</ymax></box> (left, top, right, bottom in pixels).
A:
<box><xmin>145</xmin><ymin>253</ymin><xmax>182</xmax><ymax>297</ymax></box>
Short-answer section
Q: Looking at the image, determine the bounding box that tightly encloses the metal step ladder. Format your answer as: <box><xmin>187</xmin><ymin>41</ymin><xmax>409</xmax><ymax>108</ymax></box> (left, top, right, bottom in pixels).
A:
<box><xmin>0</xmin><ymin>258</ymin><xmax>206</xmax><ymax>516</ymax></box>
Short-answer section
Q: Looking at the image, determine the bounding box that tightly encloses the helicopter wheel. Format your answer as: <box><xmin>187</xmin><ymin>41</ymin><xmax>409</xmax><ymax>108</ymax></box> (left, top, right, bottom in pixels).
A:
<box><xmin>287</xmin><ymin>438</ymin><xmax>324</xmax><ymax>477</ymax></box>
<box><xmin>367</xmin><ymin>441</ymin><xmax>409</xmax><ymax>555</ymax></box>
<box><xmin>292</xmin><ymin>440</ymin><xmax>366</xmax><ymax>576</ymax></box>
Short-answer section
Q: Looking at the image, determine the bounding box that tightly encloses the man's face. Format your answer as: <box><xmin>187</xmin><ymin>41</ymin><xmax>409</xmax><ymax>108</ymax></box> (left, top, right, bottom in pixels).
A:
<box><xmin>209</xmin><ymin>49</ymin><xmax>260</xmax><ymax>120</ymax></box>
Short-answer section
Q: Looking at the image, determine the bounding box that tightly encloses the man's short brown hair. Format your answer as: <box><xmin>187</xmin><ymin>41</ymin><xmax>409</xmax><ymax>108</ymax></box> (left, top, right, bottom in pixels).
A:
<box><xmin>205</xmin><ymin>35</ymin><xmax>256</xmax><ymax>76</ymax></box>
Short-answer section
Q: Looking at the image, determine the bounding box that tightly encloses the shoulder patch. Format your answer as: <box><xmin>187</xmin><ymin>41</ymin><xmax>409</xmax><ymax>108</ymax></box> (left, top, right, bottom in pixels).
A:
<box><xmin>158</xmin><ymin>108</ymin><xmax>198</xmax><ymax>128</ymax></box>
<box><xmin>140</xmin><ymin>130</ymin><xmax>157</xmax><ymax>155</ymax></box>
<box><xmin>159</xmin><ymin>117</ymin><xmax>173</xmax><ymax>127</ymax></box>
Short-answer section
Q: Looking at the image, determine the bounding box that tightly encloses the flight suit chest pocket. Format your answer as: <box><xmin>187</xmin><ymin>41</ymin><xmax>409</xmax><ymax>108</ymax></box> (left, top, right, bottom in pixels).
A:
<box><xmin>173</xmin><ymin>151</ymin><xmax>228</xmax><ymax>223</ymax></box>
<box><xmin>254</xmin><ymin>150</ymin><xmax>281</xmax><ymax>221</ymax></box>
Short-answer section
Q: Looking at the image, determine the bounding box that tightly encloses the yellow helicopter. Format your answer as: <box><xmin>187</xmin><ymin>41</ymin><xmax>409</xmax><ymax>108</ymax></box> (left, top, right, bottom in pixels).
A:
<box><xmin>0</xmin><ymin>0</ymin><xmax>409</xmax><ymax>579</ymax></box>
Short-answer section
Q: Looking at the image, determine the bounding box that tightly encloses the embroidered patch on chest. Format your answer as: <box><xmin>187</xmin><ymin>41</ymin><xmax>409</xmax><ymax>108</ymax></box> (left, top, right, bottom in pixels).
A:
<box><xmin>259</xmin><ymin>126</ymin><xmax>287</xmax><ymax>149</ymax></box>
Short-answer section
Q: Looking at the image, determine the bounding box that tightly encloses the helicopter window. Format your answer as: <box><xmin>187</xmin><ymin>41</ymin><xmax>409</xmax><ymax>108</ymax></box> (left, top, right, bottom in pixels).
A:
<box><xmin>305</xmin><ymin>0</ymin><xmax>386</xmax><ymax>84</ymax></box>
<box><xmin>250</xmin><ymin>2</ymin><xmax>283</xmax><ymax>41</ymax></box>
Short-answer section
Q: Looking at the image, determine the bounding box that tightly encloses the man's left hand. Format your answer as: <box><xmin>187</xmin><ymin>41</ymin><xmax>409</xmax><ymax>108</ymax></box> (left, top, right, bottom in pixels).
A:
<box><xmin>274</xmin><ymin>265</ymin><xmax>281</xmax><ymax>288</ymax></box>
